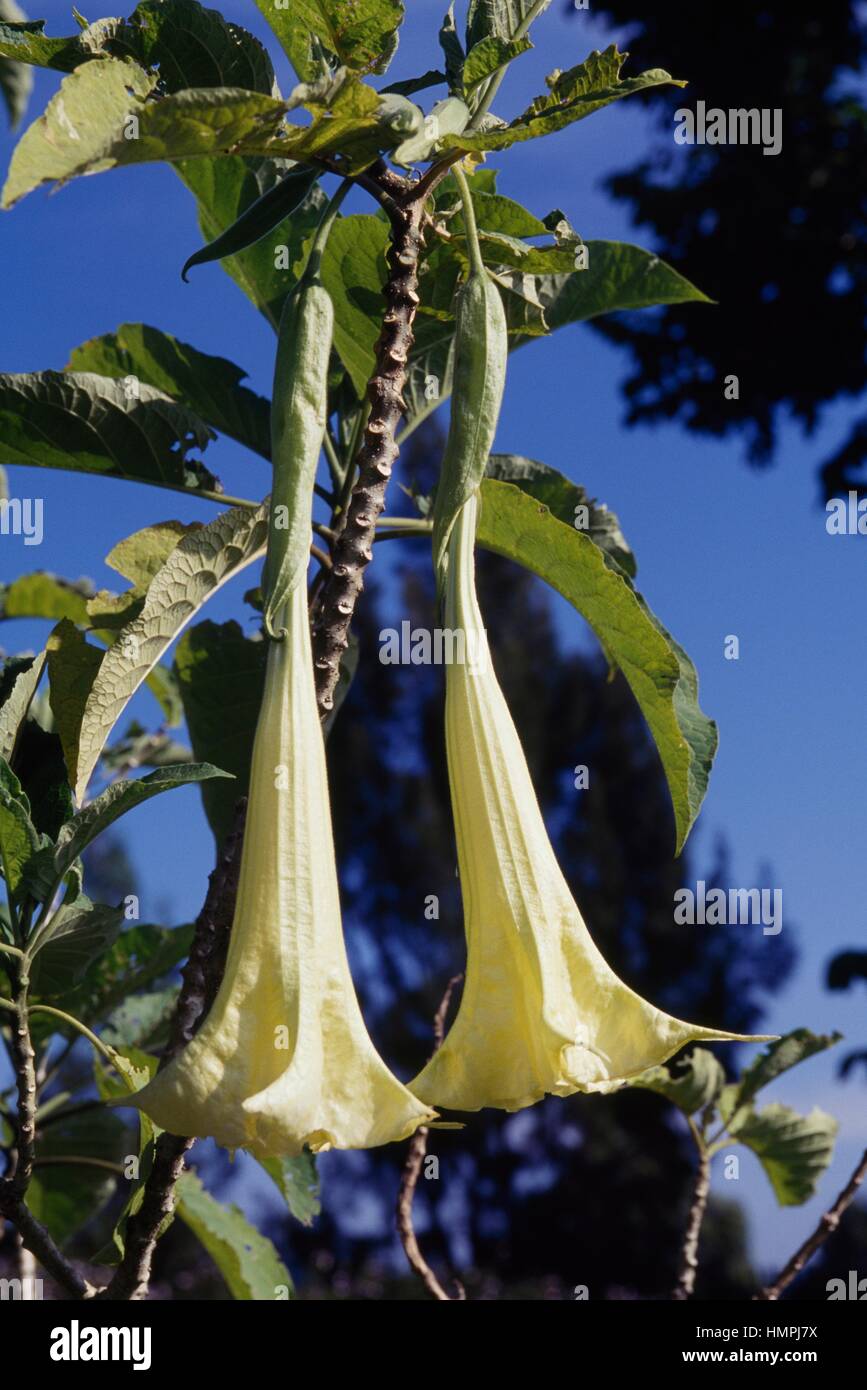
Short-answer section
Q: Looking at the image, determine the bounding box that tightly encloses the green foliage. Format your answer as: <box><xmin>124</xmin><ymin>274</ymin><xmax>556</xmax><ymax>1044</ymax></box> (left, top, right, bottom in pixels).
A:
<box><xmin>68</xmin><ymin>326</ymin><xmax>272</xmax><ymax>461</ymax></box>
<box><xmin>475</xmin><ymin>478</ymin><xmax>716</xmax><ymax>853</ymax></box>
<box><xmin>175</xmin><ymin>1170</ymin><xmax>295</xmax><ymax>1300</ymax></box>
<box><xmin>632</xmin><ymin>1032</ymin><xmax>842</xmax><ymax>1208</ymax></box>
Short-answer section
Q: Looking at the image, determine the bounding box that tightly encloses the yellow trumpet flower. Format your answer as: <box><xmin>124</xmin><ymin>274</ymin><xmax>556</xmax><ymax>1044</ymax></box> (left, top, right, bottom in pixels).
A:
<box><xmin>411</xmin><ymin>493</ymin><xmax>767</xmax><ymax>1114</ymax></box>
<box><xmin>134</xmin><ymin>581</ymin><xmax>436</xmax><ymax>1157</ymax></box>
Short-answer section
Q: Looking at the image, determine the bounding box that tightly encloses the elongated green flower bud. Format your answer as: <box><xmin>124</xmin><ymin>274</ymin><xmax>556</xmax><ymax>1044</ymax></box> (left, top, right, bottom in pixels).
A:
<box><xmin>430</xmin><ymin>267</ymin><xmax>507</xmax><ymax>584</ymax></box>
<box><xmin>261</xmin><ymin>275</ymin><xmax>333</xmax><ymax>637</ymax></box>
<box><xmin>411</xmin><ymin>493</ymin><xmax>772</xmax><ymax>1113</ymax></box>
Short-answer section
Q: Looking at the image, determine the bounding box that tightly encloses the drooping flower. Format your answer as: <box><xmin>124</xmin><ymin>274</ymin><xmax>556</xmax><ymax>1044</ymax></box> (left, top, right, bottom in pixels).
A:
<box><xmin>411</xmin><ymin>492</ymin><xmax>769</xmax><ymax>1114</ymax></box>
<box><xmin>133</xmin><ymin>581</ymin><xmax>436</xmax><ymax>1156</ymax></box>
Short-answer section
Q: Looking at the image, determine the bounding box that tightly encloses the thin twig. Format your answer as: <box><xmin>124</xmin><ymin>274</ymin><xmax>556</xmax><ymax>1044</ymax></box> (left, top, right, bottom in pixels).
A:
<box><xmin>755</xmin><ymin>1147</ymin><xmax>867</xmax><ymax>1301</ymax></box>
<box><xmin>99</xmin><ymin>800</ymin><xmax>247</xmax><ymax>1301</ymax></box>
<box><xmin>672</xmin><ymin>1136</ymin><xmax>711</xmax><ymax>1300</ymax></box>
<box><xmin>396</xmin><ymin>975</ymin><xmax>464</xmax><ymax>1302</ymax></box>
<box><xmin>0</xmin><ymin>966</ymin><xmax>98</xmax><ymax>1297</ymax></box>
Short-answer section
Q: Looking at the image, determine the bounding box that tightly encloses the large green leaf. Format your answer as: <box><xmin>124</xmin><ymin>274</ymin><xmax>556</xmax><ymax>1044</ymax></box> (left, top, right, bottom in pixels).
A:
<box><xmin>719</xmin><ymin>1030</ymin><xmax>842</xmax><ymax>1128</ymax></box>
<box><xmin>178</xmin><ymin>155</ymin><xmax>327</xmax><ymax>331</ymax></box>
<box><xmin>319</xmin><ymin>213</ymin><xmax>389</xmax><ymax>395</ymax></box>
<box><xmin>28</xmin><ymin>1106</ymin><xmax>125</xmax><ymax>1247</ymax></box>
<box><xmin>1</xmin><ymin>573</ymin><xmax>92</xmax><ymax>625</ymax></box>
<box><xmin>23</xmin><ymin>764</ymin><xmax>231</xmax><ymax>904</ymax></box>
<box><xmin>466</xmin><ymin>0</ymin><xmax>552</xmax><ymax>48</ymax></box>
<box><xmin>255</xmin><ymin>0</ymin><xmax>404</xmax><ymax>82</ymax></box>
<box><xmin>442</xmin><ymin>45</ymin><xmax>684</xmax><ymax>153</ymax></box>
<box><xmin>0</xmin><ymin>651</ymin><xmax>45</xmax><ymax>761</ymax></box>
<box><xmin>68</xmin><ymin>325</ymin><xmax>272</xmax><ymax>463</ymax></box>
<box><xmin>405</xmin><ymin>240</ymin><xmax>708</xmax><ymax>436</ymax></box>
<box><xmin>486</xmin><ymin>454</ymin><xmax>635</xmax><ymax>576</ymax></box>
<box><xmin>257</xmin><ymin>1152</ymin><xmax>321</xmax><ymax>1228</ymax></box>
<box><xmin>0</xmin><ymin>371</ymin><xmax>220</xmax><ymax>495</ymax></box>
<box><xmin>0</xmin><ymin>0</ymin><xmax>31</xmax><ymax>128</ymax></box>
<box><xmin>463</xmin><ymin>33</ymin><xmax>532</xmax><ymax>94</ymax></box>
<box><xmin>512</xmin><ymin>241</ymin><xmax>712</xmax><ymax>335</ymax></box>
<box><xmin>61</xmin><ymin>921</ymin><xmax>194</xmax><ymax>1029</ymax></box>
<box><xmin>1</xmin><ymin>56</ymin><xmax>398</xmax><ymax>207</ymax></box>
<box><xmin>0</xmin><ymin>753</ymin><xmax>40</xmax><ymax>893</ymax></box>
<box><xmin>67</xmin><ymin>505</ymin><xmax>268</xmax><ymax>801</ymax></box>
<box><xmin>0</xmin><ymin>0</ymin><xmax>276</xmax><ymax>91</ymax></box>
<box><xmin>732</xmin><ymin>1103</ymin><xmax>838</xmax><ymax>1207</ymax></box>
<box><xmin>177</xmin><ymin>1171</ymin><xmax>295</xmax><ymax>1300</ymax></box>
<box><xmin>173</xmin><ymin>620</ymin><xmax>268</xmax><ymax>846</ymax></box>
<box><xmin>630</xmin><ymin>1048</ymin><xmax>726</xmax><ymax>1118</ymax></box>
<box><xmin>475</xmin><ymin>479</ymin><xmax>717</xmax><ymax>852</ymax></box>
<box><xmin>29</xmin><ymin>896</ymin><xmax>124</xmax><ymax>996</ymax></box>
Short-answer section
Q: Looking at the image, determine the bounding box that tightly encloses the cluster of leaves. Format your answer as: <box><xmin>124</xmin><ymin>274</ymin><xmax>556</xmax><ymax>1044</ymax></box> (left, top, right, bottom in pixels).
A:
<box><xmin>633</xmin><ymin>1030</ymin><xmax>841</xmax><ymax>1207</ymax></box>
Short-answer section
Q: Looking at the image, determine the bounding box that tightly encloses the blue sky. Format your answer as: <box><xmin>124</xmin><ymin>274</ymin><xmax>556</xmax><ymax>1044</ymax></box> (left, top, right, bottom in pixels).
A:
<box><xmin>1</xmin><ymin>0</ymin><xmax>865</xmax><ymax>1276</ymax></box>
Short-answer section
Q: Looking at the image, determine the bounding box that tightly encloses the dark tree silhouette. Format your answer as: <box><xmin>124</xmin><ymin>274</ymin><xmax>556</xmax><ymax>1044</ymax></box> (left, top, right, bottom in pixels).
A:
<box><xmin>574</xmin><ymin>0</ymin><xmax>867</xmax><ymax>499</ymax></box>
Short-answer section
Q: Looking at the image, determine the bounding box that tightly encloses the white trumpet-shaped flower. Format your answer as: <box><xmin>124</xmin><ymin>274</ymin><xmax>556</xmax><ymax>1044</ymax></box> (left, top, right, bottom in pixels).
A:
<box><xmin>134</xmin><ymin>581</ymin><xmax>436</xmax><ymax>1156</ymax></box>
<box><xmin>411</xmin><ymin>493</ymin><xmax>769</xmax><ymax>1113</ymax></box>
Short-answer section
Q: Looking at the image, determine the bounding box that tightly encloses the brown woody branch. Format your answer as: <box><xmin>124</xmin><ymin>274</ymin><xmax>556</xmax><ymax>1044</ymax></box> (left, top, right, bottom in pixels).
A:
<box><xmin>672</xmin><ymin>1146</ymin><xmax>711</xmax><ymax>1300</ymax></box>
<box><xmin>312</xmin><ymin>193</ymin><xmax>425</xmax><ymax>714</ymax></box>
<box><xmin>755</xmin><ymin>1146</ymin><xmax>867</xmax><ymax>1301</ymax></box>
<box><xmin>99</xmin><ymin>800</ymin><xmax>246</xmax><ymax>1301</ymax></box>
<box><xmin>396</xmin><ymin>975</ymin><xmax>464</xmax><ymax>1302</ymax></box>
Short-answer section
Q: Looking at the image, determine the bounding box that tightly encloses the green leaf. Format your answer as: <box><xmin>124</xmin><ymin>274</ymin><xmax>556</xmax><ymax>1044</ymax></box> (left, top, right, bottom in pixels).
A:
<box><xmin>178</xmin><ymin>156</ymin><xmax>327</xmax><ymax>332</ymax></box>
<box><xmin>733</xmin><ymin>1103</ymin><xmax>838</xmax><ymax>1207</ymax></box>
<box><xmin>0</xmin><ymin>753</ymin><xmax>40</xmax><ymax>893</ymax></box>
<box><xmin>466</xmin><ymin>0</ymin><xmax>551</xmax><ymax>48</ymax></box>
<box><xmin>463</xmin><ymin>34</ymin><xmax>532</xmax><ymax>94</ymax></box>
<box><xmin>0</xmin><ymin>371</ymin><xmax>220</xmax><ymax>495</ymax></box>
<box><xmin>2</xmin><ymin>57</ymin><xmax>397</xmax><ymax>207</ymax></box>
<box><xmin>181</xmin><ymin>165</ymin><xmax>319</xmax><ymax>282</ymax></box>
<box><xmin>24</xmin><ymin>764</ymin><xmax>232</xmax><ymax>904</ymax></box>
<box><xmin>102</xmin><ymin>987</ymin><xmax>179</xmax><ymax>1050</ymax></box>
<box><xmin>514</xmin><ymin>241</ymin><xmax>712</xmax><ymax>336</ymax></box>
<box><xmin>0</xmin><ymin>0</ymin><xmax>32</xmax><ymax>128</ymax></box>
<box><xmin>438</xmin><ymin>5</ymin><xmax>464</xmax><ymax>94</ymax></box>
<box><xmin>319</xmin><ymin>213</ymin><xmax>389</xmax><ymax>395</ymax></box>
<box><xmin>0</xmin><ymin>651</ymin><xmax>45</xmax><ymax>761</ymax></box>
<box><xmin>29</xmin><ymin>896</ymin><xmax>124</xmax><ymax>997</ymax></box>
<box><xmin>406</xmin><ymin>241</ymin><xmax>707</xmax><ymax>437</ymax></box>
<box><xmin>255</xmin><ymin>0</ymin><xmax>404</xmax><ymax>82</ymax></box>
<box><xmin>176</xmin><ymin>1171</ymin><xmax>295</xmax><ymax>1301</ymax></box>
<box><xmin>0</xmin><ymin>0</ymin><xmax>276</xmax><ymax>93</ymax></box>
<box><xmin>174</xmin><ymin>620</ymin><xmax>268</xmax><ymax>846</ymax></box>
<box><xmin>92</xmin><ymin>1042</ymin><xmax>160</xmax><ymax>1265</ymax></box>
<box><xmin>630</xmin><ymin>1048</ymin><xmax>726</xmax><ymax>1117</ymax></box>
<box><xmin>70</xmin><ymin>504</ymin><xmax>268</xmax><ymax>801</ymax></box>
<box><xmin>442</xmin><ymin>44</ymin><xmax>685</xmax><ymax>154</ymax></box>
<box><xmin>1</xmin><ymin>573</ymin><xmax>93</xmax><ymax>624</ymax></box>
<box><xmin>485</xmin><ymin>454</ymin><xmax>635</xmax><ymax>577</ymax></box>
<box><xmin>28</xmin><ymin>1106</ymin><xmax>125</xmax><ymax>1247</ymax></box>
<box><xmin>69</xmin><ymin>323</ymin><xmax>273</xmax><ymax>462</ymax></box>
<box><xmin>62</xmin><ymin>922</ymin><xmax>194</xmax><ymax>1029</ymax></box>
<box><xmin>475</xmin><ymin>479</ymin><xmax>716</xmax><ymax>852</ymax></box>
<box><xmin>257</xmin><ymin>1151</ymin><xmax>321</xmax><ymax>1227</ymax></box>
<box><xmin>719</xmin><ymin>1030</ymin><xmax>842</xmax><ymax>1126</ymax></box>
<box><xmin>46</xmin><ymin>619</ymin><xmax>106</xmax><ymax>791</ymax></box>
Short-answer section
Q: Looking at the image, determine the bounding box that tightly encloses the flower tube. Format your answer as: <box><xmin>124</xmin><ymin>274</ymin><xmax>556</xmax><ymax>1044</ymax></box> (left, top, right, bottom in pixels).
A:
<box><xmin>411</xmin><ymin>492</ymin><xmax>768</xmax><ymax>1114</ymax></box>
<box><xmin>133</xmin><ymin>183</ymin><xmax>435</xmax><ymax>1156</ymax></box>
<box><xmin>134</xmin><ymin>581</ymin><xmax>436</xmax><ymax>1156</ymax></box>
